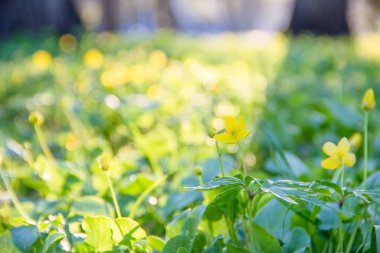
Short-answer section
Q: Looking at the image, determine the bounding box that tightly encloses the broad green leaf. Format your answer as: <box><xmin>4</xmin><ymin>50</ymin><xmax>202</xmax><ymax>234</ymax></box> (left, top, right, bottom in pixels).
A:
<box><xmin>10</xmin><ymin>226</ymin><xmax>39</xmax><ymax>252</ymax></box>
<box><xmin>204</xmin><ymin>236</ymin><xmax>224</xmax><ymax>253</ymax></box>
<box><xmin>188</xmin><ymin>177</ymin><xmax>245</xmax><ymax>191</ymax></box>
<box><xmin>162</xmin><ymin>235</ymin><xmax>191</xmax><ymax>253</ymax></box>
<box><xmin>113</xmin><ymin>217</ymin><xmax>146</xmax><ymax>244</ymax></box>
<box><xmin>82</xmin><ymin>216</ymin><xmax>113</xmax><ymax>252</ymax></box>
<box><xmin>365</xmin><ymin>172</ymin><xmax>380</xmax><ymax>190</ymax></box>
<box><xmin>182</xmin><ymin>205</ymin><xmax>206</xmax><ymax>239</ymax></box>
<box><xmin>166</xmin><ymin>209</ymin><xmax>191</xmax><ymax>239</ymax></box>
<box><xmin>0</xmin><ymin>231</ymin><xmax>21</xmax><ymax>253</ymax></box>
<box><xmin>69</xmin><ymin>196</ymin><xmax>113</xmax><ymax>218</ymax></box>
<box><xmin>317</xmin><ymin>205</ymin><xmax>339</xmax><ymax>230</ymax></box>
<box><xmin>282</xmin><ymin>227</ymin><xmax>310</xmax><ymax>253</ymax></box>
<box><xmin>164</xmin><ymin>206</ymin><xmax>206</xmax><ymax>253</ymax></box>
<box><xmin>147</xmin><ymin>236</ymin><xmax>165</xmax><ymax>252</ymax></box>
<box><xmin>252</xmin><ymin>224</ymin><xmax>281</xmax><ymax>253</ymax></box>
<box><xmin>191</xmin><ymin>233</ymin><xmax>207</xmax><ymax>253</ymax></box>
<box><xmin>254</xmin><ymin>198</ymin><xmax>292</xmax><ymax>239</ymax></box>
<box><xmin>41</xmin><ymin>232</ymin><xmax>65</xmax><ymax>253</ymax></box>
<box><xmin>226</xmin><ymin>243</ymin><xmax>250</xmax><ymax>253</ymax></box>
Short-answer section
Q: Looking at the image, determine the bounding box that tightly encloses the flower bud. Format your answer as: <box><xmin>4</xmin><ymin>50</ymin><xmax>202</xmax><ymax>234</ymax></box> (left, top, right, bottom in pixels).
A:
<box><xmin>194</xmin><ymin>166</ymin><xmax>202</xmax><ymax>176</ymax></box>
<box><xmin>98</xmin><ymin>153</ymin><xmax>112</xmax><ymax>171</ymax></box>
<box><xmin>349</xmin><ymin>132</ymin><xmax>362</xmax><ymax>150</ymax></box>
<box><xmin>29</xmin><ymin>111</ymin><xmax>44</xmax><ymax>126</ymax></box>
<box><xmin>362</xmin><ymin>88</ymin><xmax>375</xmax><ymax>111</ymax></box>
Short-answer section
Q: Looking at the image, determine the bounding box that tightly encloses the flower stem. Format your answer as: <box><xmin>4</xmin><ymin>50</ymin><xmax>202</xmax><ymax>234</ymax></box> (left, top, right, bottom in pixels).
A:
<box><xmin>0</xmin><ymin>169</ymin><xmax>29</xmax><ymax>219</ymax></box>
<box><xmin>105</xmin><ymin>172</ymin><xmax>122</xmax><ymax>218</ymax></box>
<box><xmin>345</xmin><ymin>213</ymin><xmax>362</xmax><ymax>253</ymax></box>
<box><xmin>248</xmin><ymin>198</ymin><xmax>254</xmax><ymax>252</ymax></box>
<box><xmin>215</xmin><ymin>142</ymin><xmax>225</xmax><ymax>177</ymax></box>
<box><xmin>238</xmin><ymin>142</ymin><xmax>247</xmax><ymax>175</ymax></box>
<box><xmin>336</xmin><ymin>210</ymin><xmax>344</xmax><ymax>253</ymax></box>
<box><xmin>363</xmin><ymin>111</ymin><xmax>368</xmax><ymax>189</ymax></box>
<box><xmin>34</xmin><ymin>125</ymin><xmax>55</xmax><ymax>163</ymax></box>
<box><xmin>340</xmin><ymin>165</ymin><xmax>345</xmax><ymax>187</ymax></box>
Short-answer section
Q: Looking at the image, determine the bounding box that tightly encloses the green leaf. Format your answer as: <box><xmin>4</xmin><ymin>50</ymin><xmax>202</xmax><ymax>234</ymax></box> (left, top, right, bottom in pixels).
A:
<box><xmin>317</xmin><ymin>205</ymin><xmax>339</xmax><ymax>230</ymax></box>
<box><xmin>69</xmin><ymin>196</ymin><xmax>113</xmax><ymax>218</ymax></box>
<box><xmin>226</xmin><ymin>243</ymin><xmax>250</xmax><ymax>253</ymax></box>
<box><xmin>41</xmin><ymin>232</ymin><xmax>65</xmax><ymax>253</ymax></box>
<box><xmin>164</xmin><ymin>206</ymin><xmax>206</xmax><ymax>253</ymax></box>
<box><xmin>0</xmin><ymin>231</ymin><xmax>21</xmax><ymax>253</ymax></box>
<box><xmin>162</xmin><ymin>235</ymin><xmax>191</xmax><ymax>253</ymax></box>
<box><xmin>252</xmin><ymin>224</ymin><xmax>281</xmax><ymax>253</ymax></box>
<box><xmin>188</xmin><ymin>177</ymin><xmax>245</xmax><ymax>192</ymax></box>
<box><xmin>147</xmin><ymin>236</ymin><xmax>165</xmax><ymax>252</ymax></box>
<box><xmin>10</xmin><ymin>226</ymin><xmax>39</xmax><ymax>252</ymax></box>
<box><xmin>82</xmin><ymin>216</ymin><xmax>114</xmax><ymax>252</ymax></box>
<box><xmin>182</xmin><ymin>205</ymin><xmax>206</xmax><ymax>239</ymax></box>
<box><xmin>204</xmin><ymin>236</ymin><xmax>224</xmax><ymax>253</ymax></box>
<box><xmin>113</xmin><ymin>217</ymin><xmax>146</xmax><ymax>245</ymax></box>
<box><xmin>254</xmin><ymin>198</ymin><xmax>292</xmax><ymax>239</ymax></box>
<box><xmin>282</xmin><ymin>227</ymin><xmax>310</xmax><ymax>253</ymax></box>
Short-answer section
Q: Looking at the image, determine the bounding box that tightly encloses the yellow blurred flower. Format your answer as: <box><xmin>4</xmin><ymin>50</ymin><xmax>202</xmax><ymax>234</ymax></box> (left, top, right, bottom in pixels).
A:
<box><xmin>349</xmin><ymin>132</ymin><xmax>362</xmax><ymax>150</ymax></box>
<box><xmin>362</xmin><ymin>88</ymin><xmax>375</xmax><ymax>111</ymax></box>
<box><xmin>29</xmin><ymin>111</ymin><xmax>44</xmax><ymax>126</ymax></box>
<box><xmin>149</xmin><ymin>50</ymin><xmax>168</xmax><ymax>69</ymax></box>
<box><xmin>100</xmin><ymin>65</ymin><xmax>130</xmax><ymax>88</ymax></box>
<box><xmin>214</xmin><ymin>116</ymin><xmax>250</xmax><ymax>144</ymax></box>
<box><xmin>321</xmin><ymin>137</ymin><xmax>356</xmax><ymax>170</ymax></box>
<box><xmin>83</xmin><ymin>49</ymin><xmax>103</xmax><ymax>69</ymax></box>
<box><xmin>98</xmin><ymin>152</ymin><xmax>112</xmax><ymax>171</ymax></box>
<box><xmin>65</xmin><ymin>132</ymin><xmax>78</xmax><ymax>151</ymax></box>
<box><xmin>32</xmin><ymin>50</ymin><xmax>52</xmax><ymax>72</ymax></box>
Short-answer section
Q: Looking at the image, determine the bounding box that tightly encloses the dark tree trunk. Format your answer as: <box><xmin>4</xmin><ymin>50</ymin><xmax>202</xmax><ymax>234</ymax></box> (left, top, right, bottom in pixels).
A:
<box><xmin>156</xmin><ymin>0</ymin><xmax>176</xmax><ymax>29</ymax></box>
<box><xmin>289</xmin><ymin>0</ymin><xmax>349</xmax><ymax>35</ymax></box>
<box><xmin>0</xmin><ymin>0</ymin><xmax>81</xmax><ymax>39</ymax></box>
<box><xmin>101</xmin><ymin>0</ymin><xmax>118</xmax><ymax>31</ymax></box>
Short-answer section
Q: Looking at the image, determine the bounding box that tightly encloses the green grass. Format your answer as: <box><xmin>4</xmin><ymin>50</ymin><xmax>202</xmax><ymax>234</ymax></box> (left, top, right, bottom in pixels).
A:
<box><xmin>0</xmin><ymin>31</ymin><xmax>380</xmax><ymax>252</ymax></box>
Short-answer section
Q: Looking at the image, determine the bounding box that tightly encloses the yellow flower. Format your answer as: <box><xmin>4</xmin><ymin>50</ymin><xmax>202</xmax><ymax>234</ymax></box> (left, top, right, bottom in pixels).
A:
<box><xmin>349</xmin><ymin>132</ymin><xmax>362</xmax><ymax>150</ymax></box>
<box><xmin>321</xmin><ymin>137</ymin><xmax>356</xmax><ymax>170</ymax></box>
<box><xmin>32</xmin><ymin>50</ymin><xmax>52</xmax><ymax>72</ymax></box>
<box><xmin>83</xmin><ymin>49</ymin><xmax>103</xmax><ymax>69</ymax></box>
<box><xmin>213</xmin><ymin>116</ymin><xmax>250</xmax><ymax>144</ymax></box>
<box><xmin>29</xmin><ymin>111</ymin><xmax>44</xmax><ymax>126</ymax></box>
<box><xmin>362</xmin><ymin>88</ymin><xmax>375</xmax><ymax>111</ymax></box>
<box><xmin>98</xmin><ymin>152</ymin><xmax>112</xmax><ymax>171</ymax></box>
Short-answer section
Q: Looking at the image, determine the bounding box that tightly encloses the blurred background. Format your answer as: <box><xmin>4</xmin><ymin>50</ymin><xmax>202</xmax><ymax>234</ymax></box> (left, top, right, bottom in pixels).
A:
<box><xmin>1</xmin><ymin>0</ymin><xmax>380</xmax><ymax>38</ymax></box>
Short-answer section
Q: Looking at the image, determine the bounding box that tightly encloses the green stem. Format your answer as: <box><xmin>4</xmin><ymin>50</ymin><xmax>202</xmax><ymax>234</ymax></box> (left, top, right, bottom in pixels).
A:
<box><xmin>363</xmin><ymin>112</ymin><xmax>368</xmax><ymax>189</ymax></box>
<box><xmin>345</xmin><ymin>213</ymin><xmax>362</xmax><ymax>253</ymax></box>
<box><xmin>340</xmin><ymin>165</ymin><xmax>345</xmax><ymax>187</ymax></box>
<box><xmin>34</xmin><ymin>125</ymin><xmax>55</xmax><ymax>163</ymax></box>
<box><xmin>216</xmin><ymin>142</ymin><xmax>225</xmax><ymax>177</ymax></box>
<box><xmin>225</xmin><ymin>215</ymin><xmax>238</xmax><ymax>245</ymax></box>
<box><xmin>129</xmin><ymin>175</ymin><xmax>169</xmax><ymax>219</ymax></box>
<box><xmin>248</xmin><ymin>198</ymin><xmax>254</xmax><ymax>252</ymax></box>
<box><xmin>238</xmin><ymin>142</ymin><xmax>247</xmax><ymax>175</ymax></box>
<box><xmin>106</xmin><ymin>172</ymin><xmax>122</xmax><ymax>218</ymax></box>
<box><xmin>336</xmin><ymin>210</ymin><xmax>344</xmax><ymax>253</ymax></box>
<box><xmin>0</xmin><ymin>169</ymin><xmax>29</xmax><ymax>219</ymax></box>
<box><xmin>362</xmin><ymin>206</ymin><xmax>378</xmax><ymax>253</ymax></box>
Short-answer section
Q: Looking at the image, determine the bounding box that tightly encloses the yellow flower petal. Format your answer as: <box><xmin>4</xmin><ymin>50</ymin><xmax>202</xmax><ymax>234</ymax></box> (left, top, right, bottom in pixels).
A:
<box><xmin>224</xmin><ymin>117</ymin><xmax>235</xmax><ymax>133</ymax></box>
<box><xmin>343</xmin><ymin>153</ymin><xmax>356</xmax><ymax>167</ymax></box>
<box><xmin>337</xmin><ymin>137</ymin><xmax>350</xmax><ymax>157</ymax></box>
<box><xmin>238</xmin><ymin>116</ymin><xmax>246</xmax><ymax>130</ymax></box>
<box><xmin>321</xmin><ymin>157</ymin><xmax>341</xmax><ymax>170</ymax></box>
<box><xmin>322</xmin><ymin>142</ymin><xmax>337</xmax><ymax>156</ymax></box>
<box><xmin>214</xmin><ymin>133</ymin><xmax>235</xmax><ymax>144</ymax></box>
<box><xmin>236</xmin><ymin>129</ymin><xmax>250</xmax><ymax>142</ymax></box>
<box><xmin>362</xmin><ymin>88</ymin><xmax>376</xmax><ymax>111</ymax></box>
